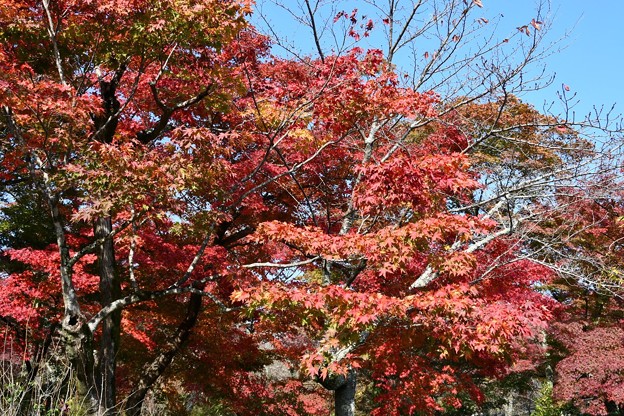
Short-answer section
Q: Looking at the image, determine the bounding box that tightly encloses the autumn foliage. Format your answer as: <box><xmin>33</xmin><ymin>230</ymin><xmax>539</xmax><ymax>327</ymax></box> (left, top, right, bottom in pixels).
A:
<box><xmin>0</xmin><ymin>0</ymin><xmax>623</xmax><ymax>415</ymax></box>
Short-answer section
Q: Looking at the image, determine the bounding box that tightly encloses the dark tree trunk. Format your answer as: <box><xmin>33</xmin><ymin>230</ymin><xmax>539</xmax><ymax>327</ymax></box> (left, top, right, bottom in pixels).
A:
<box><xmin>90</xmin><ymin>65</ymin><xmax>125</xmax><ymax>414</ymax></box>
<box><xmin>334</xmin><ymin>369</ymin><xmax>356</xmax><ymax>416</ymax></box>
<box><xmin>94</xmin><ymin>216</ymin><xmax>121</xmax><ymax>414</ymax></box>
<box><xmin>318</xmin><ymin>368</ymin><xmax>357</xmax><ymax>416</ymax></box>
<box><xmin>124</xmin><ymin>291</ymin><xmax>203</xmax><ymax>416</ymax></box>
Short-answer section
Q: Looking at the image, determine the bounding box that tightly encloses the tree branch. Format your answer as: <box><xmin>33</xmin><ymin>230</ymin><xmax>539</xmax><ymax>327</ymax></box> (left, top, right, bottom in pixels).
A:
<box><xmin>243</xmin><ymin>256</ymin><xmax>320</xmax><ymax>269</ymax></box>
<box><xmin>87</xmin><ymin>281</ymin><xmax>235</xmax><ymax>333</ymax></box>
<box><xmin>42</xmin><ymin>0</ymin><xmax>66</xmax><ymax>86</ymax></box>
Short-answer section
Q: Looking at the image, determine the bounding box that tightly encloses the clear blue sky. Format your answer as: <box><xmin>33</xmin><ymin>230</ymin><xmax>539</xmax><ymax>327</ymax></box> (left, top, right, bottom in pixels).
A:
<box><xmin>252</xmin><ymin>1</ymin><xmax>623</xmax><ymax>119</ymax></box>
<box><xmin>484</xmin><ymin>1</ymin><xmax>623</xmax><ymax>118</ymax></box>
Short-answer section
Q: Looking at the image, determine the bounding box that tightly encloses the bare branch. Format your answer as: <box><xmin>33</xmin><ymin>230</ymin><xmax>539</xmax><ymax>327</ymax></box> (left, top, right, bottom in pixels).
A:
<box><xmin>87</xmin><ymin>281</ymin><xmax>236</xmax><ymax>333</ymax></box>
<box><xmin>243</xmin><ymin>256</ymin><xmax>320</xmax><ymax>269</ymax></box>
<box><xmin>42</xmin><ymin>0</ymin><xmax>66</xmax><ymax>86</ymax></box>
<box><xmin>304</xmin><ymin>0</ymin><xmax>325</xmax><ymax>62</ymax></box>
<box><xmin>168</xmin><ymin>233</ymin><xmax>213</xmax><ymax>289</ymax></box>
<box><xmin>68</xmin><ymin>219</ymin><xmax>134</xmax><ymax>267</ymax></box>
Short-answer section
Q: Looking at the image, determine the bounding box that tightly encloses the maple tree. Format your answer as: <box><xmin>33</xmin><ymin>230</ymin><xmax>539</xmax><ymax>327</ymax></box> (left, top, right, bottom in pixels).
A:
<box><xmin>0</xmin><ymin>0</ymin><xmax>279</xmax><ymax>414</ymax></box>
<box><xmin>0</xmin><ymin>0</ymin><xmax>622</xmax><ymax>415</ymax></box>
<box><xmin>530</xmin><ymin>182</ymin><xmax>624</xmax><ymax>415</ymax></box>
<box><xmin>550</xmin><ymin>302</ymin><xmax>624</xmax><ymax>415</ymax></box>
<box><xmin>245</xmin><ymin>1</ymin><xmax>623</xmax><ymax>415</ymax></box>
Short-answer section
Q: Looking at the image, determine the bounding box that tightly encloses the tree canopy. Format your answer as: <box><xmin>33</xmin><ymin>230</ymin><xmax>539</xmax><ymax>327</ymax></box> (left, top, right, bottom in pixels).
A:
<box><xmin>1</xmin><ymin>1</ymin><xmax>623</xmax><ymax>415</ymax></box>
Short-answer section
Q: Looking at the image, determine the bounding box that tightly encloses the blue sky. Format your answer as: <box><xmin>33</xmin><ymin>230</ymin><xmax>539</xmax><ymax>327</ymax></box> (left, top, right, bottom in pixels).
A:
<box><xmin>252</xmin><ymin>1</ymin><xmax>623</xmax><ymax>120</ymax></box>
<box><xmin>484</xmin><ymin>1</ymin><xmax>623</xmax><ymax>118</ymax></box>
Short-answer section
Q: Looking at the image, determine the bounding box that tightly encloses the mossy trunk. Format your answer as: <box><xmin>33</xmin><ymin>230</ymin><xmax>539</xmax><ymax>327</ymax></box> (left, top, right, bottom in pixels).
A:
<box><xmin>61</xmin><ymin>317</ymin><xmax>98</xmax><ymax>415</ymax></box>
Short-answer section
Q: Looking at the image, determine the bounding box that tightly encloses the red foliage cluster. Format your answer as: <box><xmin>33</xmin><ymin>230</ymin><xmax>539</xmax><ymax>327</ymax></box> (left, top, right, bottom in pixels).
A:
<box><xmin>1</xmin><ymin>1</ymin><xmax>608</xmax><ymax>415</ymax></box>
<box><xmin>552</xmin><ymin>322</ymin><xmax>624</xmax><ymax>415</ymax></box>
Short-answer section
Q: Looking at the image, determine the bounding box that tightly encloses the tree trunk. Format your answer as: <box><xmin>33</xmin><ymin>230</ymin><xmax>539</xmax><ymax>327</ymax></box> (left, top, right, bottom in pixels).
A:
<box><xmin>124</xmin><ymin>291</ymin><xmax>203</xmax><ymax>416</ymax></box>
<box><xmin>334</xmin><ymin>369</ymin><xmax>356</xmax><ymax>416</ymax></box>
<box><xmin>94</xmin><ymin>216</ymin><xmax>121</xmax><ymax>414</ymax></box>
<box><xmin>43</xmin><ymin>190</ymin><xmax>99</xmax><ymax>414</ymax></box>
<box><xmin>318</xmin><ymin>368</ymin><xmax>357</xmax><ymax>416</ymax></box>
<box><xmin>91</xmin><ymin>68</ymin><xmax>124</xmax><ymax>413</ymax></box>
<box><xmin>61</xmin><ymin>318</ymin><xmax>99</xmax><ymax>415</ymax></box>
